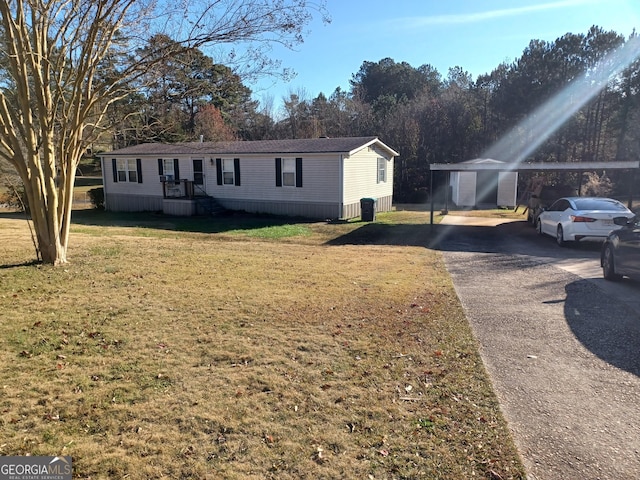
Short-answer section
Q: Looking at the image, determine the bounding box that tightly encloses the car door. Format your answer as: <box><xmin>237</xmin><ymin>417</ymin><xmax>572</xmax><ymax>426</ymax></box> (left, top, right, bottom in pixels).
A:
<box><xmin>541</xmin><ymin>199</ymin><xmax>569</xmax><ymax>236</ymax></box>
<box><xmin>615</xmin><ymin>220</ymin><xmax>640</xmax><ymax>276</ymax></box>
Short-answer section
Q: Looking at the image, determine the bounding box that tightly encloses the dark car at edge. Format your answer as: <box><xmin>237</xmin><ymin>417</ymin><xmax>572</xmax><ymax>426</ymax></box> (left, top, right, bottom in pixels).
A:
<box><xmin>601</xmin><ymin>216</ymin><xmax>640</xmax><ymax>281</ymax></box>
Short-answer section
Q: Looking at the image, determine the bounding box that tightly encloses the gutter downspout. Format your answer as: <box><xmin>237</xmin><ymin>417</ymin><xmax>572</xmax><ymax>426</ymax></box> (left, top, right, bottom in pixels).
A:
<box><xmin>430</xmin><ymin>167</ymin><xmax>434</xmax><ymax>226</ymax></box>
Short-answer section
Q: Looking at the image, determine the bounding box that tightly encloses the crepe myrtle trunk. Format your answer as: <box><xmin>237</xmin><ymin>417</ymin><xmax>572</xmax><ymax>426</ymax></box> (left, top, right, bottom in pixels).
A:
<box><xmin>19</xmin><ymin>144</ymin><xmax>80</xmax><ymax>266</ymax></box>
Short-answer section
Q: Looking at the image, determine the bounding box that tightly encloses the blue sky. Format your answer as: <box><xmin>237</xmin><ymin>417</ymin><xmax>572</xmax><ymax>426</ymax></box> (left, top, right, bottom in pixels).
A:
<box><xmin>249</xmin><ymin>0</ymin><xmax>640</xmax><ymax>112</ymax></box>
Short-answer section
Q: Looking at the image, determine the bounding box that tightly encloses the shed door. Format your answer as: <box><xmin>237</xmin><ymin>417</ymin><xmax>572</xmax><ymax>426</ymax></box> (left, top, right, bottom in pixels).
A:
<box><xmin>475</xmin><ymin>171</ymin><xmax>498</xmax><ymax>205</ymax></box>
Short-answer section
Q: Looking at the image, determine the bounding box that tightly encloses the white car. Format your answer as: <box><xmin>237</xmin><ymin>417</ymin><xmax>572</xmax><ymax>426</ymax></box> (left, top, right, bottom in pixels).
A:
<box><xmin>537</xmin><ymin>197</ymin><xmax>635</xmax><ymax>247</ymax></box>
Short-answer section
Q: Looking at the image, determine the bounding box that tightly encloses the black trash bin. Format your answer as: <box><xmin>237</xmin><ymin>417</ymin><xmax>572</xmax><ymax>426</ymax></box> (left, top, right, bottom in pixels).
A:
<box><xmin>360</xmin><ymin>197</ymin><xmax>377</xmax><ymax>221</ymax></box>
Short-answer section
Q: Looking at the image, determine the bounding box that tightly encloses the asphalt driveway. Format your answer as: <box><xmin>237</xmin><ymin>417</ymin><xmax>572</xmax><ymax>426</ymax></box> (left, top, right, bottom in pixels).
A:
<box><xmin>438</xmin><ymin>215</ymin><xmax>640</xmax><ymax>480</ymax></box>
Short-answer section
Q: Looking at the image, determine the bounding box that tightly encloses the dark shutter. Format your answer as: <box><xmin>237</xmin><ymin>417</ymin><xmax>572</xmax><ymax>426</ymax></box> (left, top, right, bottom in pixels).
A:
<box><xmin>275</xmin><ymin>158</ymin><xmax>282</xmax><ymax>187</ymax></box>
<box><xmin>112</xmin><ymin>158</ymin><xmax>118</xmax><ymax>183</ymax></box>
<box><xmin>295</xmin><ymin>157</ymin><xmax>303</xmax><ymax>188</ymax></box>
<box><xmin>158</xmin><ymin>159</ymin><xmax>163</xmax><ymax>175</ymax></box>
<box><xmin>173</xmin><ymin>159</ymin><xmax>180</xmax><ymax>180</ymax></box>
<box><xmin>234</xmin><ymin>158</ymin><xmax>241</xmax><ymax>186</ymax></box>
<box><xmin>136</xmin><ymin>158</ymin><xmax>143</xmax><ymax>183</ymax></box>
<box><xmin>216</xmin><ymin>158</ymin><xmax>222</xmax><ymax>185</ymax></box>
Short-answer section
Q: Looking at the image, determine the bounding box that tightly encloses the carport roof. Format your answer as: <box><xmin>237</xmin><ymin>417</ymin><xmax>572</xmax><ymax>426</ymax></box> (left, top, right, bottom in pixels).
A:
<box><xmin>430</xmin><ymin>159</ymin><xmax>640</xmax><ymax>171</ymax></box>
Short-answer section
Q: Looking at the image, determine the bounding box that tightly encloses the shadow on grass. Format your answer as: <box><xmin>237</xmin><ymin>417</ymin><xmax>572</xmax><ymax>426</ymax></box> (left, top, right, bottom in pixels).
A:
<box><xmin>74</xmin><ymin>177</ymin><xmax>103</xmax><ymax>187</ymax></box>
<box><xmin>2</xmin><ymin>209</ymin><xmax>603</xmax><ymax>258</ymax></box>
<box><xmin>326</xmin><ymin>218</ymin><xmax>604</xmax><ymax>257</ymax></box>
<box><xmin>0</xmin><ymin>211</ymin><xmax>30</xmax><ymax>220</ymax></box>
<box><xmin>0</xmin><ymin>259</ymin><xmax>41</xmax><ymax>269</ymax></box>
<box><xmin>68</xmin><ymin>209</ymin><xmax>320</xmax><ymax>234</ymax></box>
<box><xmin>326</xmin><ymin>221</ymin><xmax>528</xmax><ymax>253</ymax></box>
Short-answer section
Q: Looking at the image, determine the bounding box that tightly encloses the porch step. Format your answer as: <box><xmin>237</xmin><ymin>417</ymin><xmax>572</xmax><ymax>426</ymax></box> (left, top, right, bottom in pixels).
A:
<box><xmin>194</xmin><ymin>196</ymin><xmax>226</xmax><ymax>216</ymax></box>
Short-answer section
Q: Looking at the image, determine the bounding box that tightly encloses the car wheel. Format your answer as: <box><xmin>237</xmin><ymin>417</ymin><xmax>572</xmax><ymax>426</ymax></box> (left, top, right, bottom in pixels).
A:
<box><xmin>602</xmin><ymin>244</ymin><xmax>622</xmax><ymax>281</ymax></box>
<box><xmin>556</xmin><ymin>225</ymin><xmax>566</xmax><ymax>247</ymax></box>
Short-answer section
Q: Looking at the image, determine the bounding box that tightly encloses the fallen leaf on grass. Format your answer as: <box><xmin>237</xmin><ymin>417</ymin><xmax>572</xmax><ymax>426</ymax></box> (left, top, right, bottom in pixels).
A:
<box><xmin>313</xmin><ymin>446</ymin><xmax>325</xmax><ymax>463</ymax></box>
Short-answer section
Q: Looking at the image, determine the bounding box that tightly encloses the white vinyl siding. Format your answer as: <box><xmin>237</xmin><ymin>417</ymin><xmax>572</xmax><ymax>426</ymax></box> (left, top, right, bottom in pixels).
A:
<box><xmin>206</xmin><ymin>154</ymin><xmax>340</xmax><ymax>202</ymax></box>
<box><xmin>105</xmin><ymin>158</ymin><xmax>185</xmax><ymax>198</ymax></box>
<box><xmin>342</xmin><ymin>149</ymin><xmax>393</xmax><ymax>205</ymax></box>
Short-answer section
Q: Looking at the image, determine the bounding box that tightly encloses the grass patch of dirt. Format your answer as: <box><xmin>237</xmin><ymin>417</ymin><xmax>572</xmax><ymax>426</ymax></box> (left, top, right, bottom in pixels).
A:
<box><xmin>0</xmin><ymin>210</ymin><xmax>525</xmax><ymax>479</ymax></box>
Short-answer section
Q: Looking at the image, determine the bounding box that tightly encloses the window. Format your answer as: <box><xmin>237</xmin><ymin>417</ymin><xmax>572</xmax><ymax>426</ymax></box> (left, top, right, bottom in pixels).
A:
<box><xmin>275</xmin><ymin>157</ymin><xmax>302</xmax><ymax>188</ymax></box>
<box><xmin>377</xmin><ymin>157</ymin><xmax>387</xmax><ymax>183</ymax></box>
<box><xmin>216</xmin><ymin>158</ymin><xmax>240</xmax><ymax>186</ymax></box>
<box><xmin>223</xmin><ymin>159</ymin><xmax>235</xmax><ymax>185</ymax></box>
<box><xmin>113</xmin><ymin>158</ymin><xmax>142</xmax><ymax>183</ymax></box>
<box><xmin>117</xmin><ymin>159</ymin><xmax>127</xmax><ymax>182</ymax></box>
<box><xmin>282</xmin><ymin>158</ymin><xmax>295</xmax><ymax>186</ymax></box>
<box><xmin>163</xmin><ymin>159</ymin><xmax>175</xmax><ymax>180</ymax></box>
<box><xmin>128</xmin><ymin>160</ymin><xmax>138</xmax><ymax>182</ymax></box>
<box><xmin>158</xmin><ymin>159</ymin><xmax>180</xmax><ymax>182</ymax></box>
<box><xmin>549</xmin><ymin>199</ymin><xmax>570</xmax><ymax>212</ymax></box>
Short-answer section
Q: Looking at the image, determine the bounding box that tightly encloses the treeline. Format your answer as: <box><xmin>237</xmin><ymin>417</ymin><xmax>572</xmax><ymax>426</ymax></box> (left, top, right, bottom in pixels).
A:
<box><xmin>108</xmin><ymin>26</ymin><xmax>640</xmax><ymax>202</ymax></box>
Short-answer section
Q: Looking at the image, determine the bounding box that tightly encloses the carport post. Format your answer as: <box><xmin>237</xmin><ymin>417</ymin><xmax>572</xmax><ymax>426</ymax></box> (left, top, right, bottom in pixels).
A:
<box><xmin>629</xmin><ymin>167</ymin><xmax>638</xmax><ymax>209</ymax></box>
<box><xmin>430</xmin><ymin>168</ymin><xmax>434</xmax><ymax>226</ymax></box>
<box><xmin>443</xmin><ymin>171</ymin><xmax>450</xmax><ymax>214</ymax></box>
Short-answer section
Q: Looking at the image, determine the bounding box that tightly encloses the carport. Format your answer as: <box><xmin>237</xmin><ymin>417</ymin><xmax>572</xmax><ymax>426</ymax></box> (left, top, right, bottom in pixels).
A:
<box><xmin>428</xmin><ymin>160</ymin><xmax>640</xmax><ymax>225</ymax></box>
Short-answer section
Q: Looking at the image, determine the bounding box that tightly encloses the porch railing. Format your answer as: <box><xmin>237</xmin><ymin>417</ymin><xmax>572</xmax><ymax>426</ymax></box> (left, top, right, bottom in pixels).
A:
<box><xmin>161</xmin><ymin>179</ymin><xmax>206</xmax><ymax>199</ymax></box>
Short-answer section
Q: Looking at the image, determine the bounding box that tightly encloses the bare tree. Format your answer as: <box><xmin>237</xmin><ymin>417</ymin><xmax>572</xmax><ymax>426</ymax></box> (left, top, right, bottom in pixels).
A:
<box><xmin>0</xmin><ymin>0</ymin><xmax>328</xmax><ymax>265</ymax></box>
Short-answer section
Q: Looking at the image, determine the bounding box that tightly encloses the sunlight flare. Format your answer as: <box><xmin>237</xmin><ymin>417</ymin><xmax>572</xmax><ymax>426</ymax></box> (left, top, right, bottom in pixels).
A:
<box><xmin>483</xmin><ymin>35</ymin><xmax>640</xmax><ymax>165</ymax></box>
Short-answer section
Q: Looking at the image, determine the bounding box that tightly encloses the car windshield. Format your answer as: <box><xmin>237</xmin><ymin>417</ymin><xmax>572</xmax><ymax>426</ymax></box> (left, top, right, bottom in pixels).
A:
<box><xmin>573</xmin><ymin>198</ymin><xmax>628</xmax><ymax>211</ymax></box>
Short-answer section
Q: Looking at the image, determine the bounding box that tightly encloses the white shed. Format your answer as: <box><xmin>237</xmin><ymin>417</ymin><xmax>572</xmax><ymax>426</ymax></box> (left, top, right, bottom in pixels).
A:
<box><xmin>449</xmin><ymin>158</ymin><xmax>518</xmax><ymax>208</ymax></box>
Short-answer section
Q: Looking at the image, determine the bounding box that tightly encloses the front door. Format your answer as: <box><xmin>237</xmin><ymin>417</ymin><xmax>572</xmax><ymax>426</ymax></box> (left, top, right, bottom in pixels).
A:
<box><xmin>192</xmin><ymin>159</ymin><xmax>205</xmax><ymax>195</ymax></box>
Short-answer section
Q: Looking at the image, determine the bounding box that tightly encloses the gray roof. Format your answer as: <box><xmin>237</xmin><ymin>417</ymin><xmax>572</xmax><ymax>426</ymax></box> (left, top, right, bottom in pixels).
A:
<box><xmin>102</xmin><ymin>136</ymin><xmax>399</xmax><ymax>157</ymax></box>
